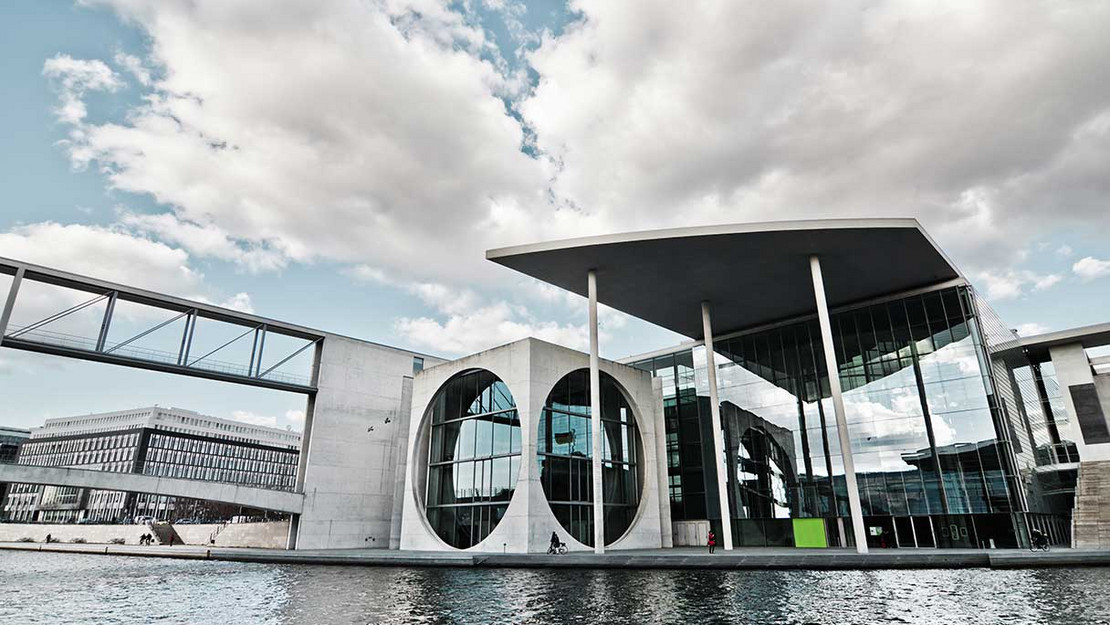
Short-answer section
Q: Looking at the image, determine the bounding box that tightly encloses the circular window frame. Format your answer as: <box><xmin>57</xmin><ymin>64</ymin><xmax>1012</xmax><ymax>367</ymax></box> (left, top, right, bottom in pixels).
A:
<box><xmin>536</xmin><ymin>369</ymin><xmax>646</xmax><ymax>548</ymax></box>
<box><xmin>413</xmin><ymin>368</ymin><xmax>523</xmax><ymax>549</ymax></box>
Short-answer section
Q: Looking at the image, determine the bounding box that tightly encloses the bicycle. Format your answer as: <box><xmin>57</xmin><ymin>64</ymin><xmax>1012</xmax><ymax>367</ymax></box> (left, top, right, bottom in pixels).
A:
<box><xmin>1029</xmin><ymin>535</ymin><xmax>1050</xmax><ymax>552</ymax></box>
<box><xmin>547</xmin><ymin>542</ymin><xmax>568</xmax><ymax>555</ymax></box>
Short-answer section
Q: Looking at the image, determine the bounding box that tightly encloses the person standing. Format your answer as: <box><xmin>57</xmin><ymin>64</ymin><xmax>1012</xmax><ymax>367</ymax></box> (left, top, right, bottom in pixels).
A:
<box><xmin>707</xmin><ymin>530</ymin><xmax>716</xmax><ymax>554</ymax></box>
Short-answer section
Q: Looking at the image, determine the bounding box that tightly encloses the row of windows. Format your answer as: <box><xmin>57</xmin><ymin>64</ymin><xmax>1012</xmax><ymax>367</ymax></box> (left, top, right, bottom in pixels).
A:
<box><xmin>149</xmin><ymin>434</ymin><xmax>297</xmax><ymax>464</ymax></box>
<box><xmin>21</xmin><ymin>433</ymin><xmax>139</xmax><ymax>457</ymax></box>
<box><xmin>145</xmin><ymin>449</ymin><xmax>296</xmax><ymax>476</ymax></box>
<box><xmin>17</xmin><ymin>451</ymin><xmax>134</xmax><ymax>469</ymax></box>
<box><xmin>142</xmin><ymin>461</ymin><xmax>295</xmax><ymax>488</ymax></box>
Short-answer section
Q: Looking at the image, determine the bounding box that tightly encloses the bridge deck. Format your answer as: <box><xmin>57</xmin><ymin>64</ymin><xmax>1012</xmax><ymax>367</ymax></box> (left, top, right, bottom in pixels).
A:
<box><xmin>0</xmin><ymin>464</ymin><xmax>304</xmax><ymax>514</ymax></box>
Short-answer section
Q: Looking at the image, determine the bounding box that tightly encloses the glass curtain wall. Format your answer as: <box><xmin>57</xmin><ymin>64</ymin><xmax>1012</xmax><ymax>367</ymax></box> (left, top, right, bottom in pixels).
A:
<box><xmin>424</xmin><ymin>369</ymin><xmax>522</xmax><ymax>549</ymax></box>
<box><xmin>631</xmin><ymin>352</ymin><xmax>713</xmax><ymax>522</ymax></box>
<box><xmin>633</xmin><ymin>285</ymin><xmax>1030</xmax><ymax>548</ymax></box>
<box><xmin>537</xmin><ymin>370</ymin><xmax>641</xmax><ymax>547</ymax></box>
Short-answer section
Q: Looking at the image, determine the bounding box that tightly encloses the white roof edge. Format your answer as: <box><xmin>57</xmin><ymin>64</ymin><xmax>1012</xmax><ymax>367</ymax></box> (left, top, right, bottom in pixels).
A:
<box><xmin>486</xmin><ymin>217</ymin><xmax>924</xmax><ymax>260</ymax></box>
<box><xmin>1020</xmin><ymin>322</ymin><xmax>1110</xmax><ymax>348</ymax></box>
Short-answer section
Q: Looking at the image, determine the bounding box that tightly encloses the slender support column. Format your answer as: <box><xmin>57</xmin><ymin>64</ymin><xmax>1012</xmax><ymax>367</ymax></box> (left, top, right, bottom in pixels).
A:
<box><xmin>95</xmin><ymin>291</ymin><xmax>118</xmax><ymax>352</ymax></box>
<box><xmin>177</xmin><ymin>311</ymin><xmax>195</xmax><ymax>365</ymax></box>
<box><xmin>179</xmin><ymin>313</ymin><xmax>197</xmax><ymax>366</ymax></box>
<box><xmin>588</xmin><ymin>269</ymin><xmax>605</xmax><ymax>554</ymax></box>
<box><xmin>809</xmin><ymin>255</ymin><xmax>868</xmax><ymax>554</ymax></box>
<box><xmin>701</xmin><ymin>301</ymin><xmax>734</xmax><ymax>551</ymax></box>
<box><xmin>0</xmin><ymin>267</ymin><xmax>26</xmax><ymax>346</ymax></box>
<box><xmin>255</xmin><ymin>325</ymin><xmax>267</xmax><ymax>377</ymax></box>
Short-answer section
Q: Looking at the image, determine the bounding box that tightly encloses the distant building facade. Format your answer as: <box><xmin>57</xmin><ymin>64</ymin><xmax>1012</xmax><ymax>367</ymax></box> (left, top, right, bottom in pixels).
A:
<box><xmin>0</xmin><ymin>426</ymin><xmax>31</xmax><ymax>506</ymax></box>
<box><xmin>1</xmin><ymin>407</ymin><xmax>300</xmax><ymax>523</ymax></box>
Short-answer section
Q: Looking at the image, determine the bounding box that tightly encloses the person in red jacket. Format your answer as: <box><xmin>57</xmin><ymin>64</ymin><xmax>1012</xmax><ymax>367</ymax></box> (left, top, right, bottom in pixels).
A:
<box><xmin>707</xmin><ymin>530</ymin><xmax>717</xmax><ymax>554</ymax></box>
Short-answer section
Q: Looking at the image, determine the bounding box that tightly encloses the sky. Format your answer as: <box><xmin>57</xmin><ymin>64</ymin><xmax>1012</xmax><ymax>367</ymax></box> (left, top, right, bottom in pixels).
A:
<box><xmin>1</xmin><ymin>0</ymin><xmax>1109</xmax><ymax>431</ymax></box>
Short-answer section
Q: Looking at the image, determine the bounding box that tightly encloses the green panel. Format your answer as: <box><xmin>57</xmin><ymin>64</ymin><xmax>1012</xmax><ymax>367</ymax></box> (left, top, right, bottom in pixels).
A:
<box><xmin>793</xmin><ymin>518</ymin><xmax>827</xmax><ymax>548</ymax></box>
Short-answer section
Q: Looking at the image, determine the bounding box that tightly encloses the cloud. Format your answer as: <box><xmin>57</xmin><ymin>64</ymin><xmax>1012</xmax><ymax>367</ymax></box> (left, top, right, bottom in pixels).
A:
<box><xmin>284</xmin><ymin>409</ymin><xmax>305</xmax><ymax>426</ymax></box>
<box><xmin>521</xmin><ymin>0</ymin><xmax>1110</xmax><ymax>273</ymax></box>
<box><xmin>119</xmin><ymin>211</ymin><xmax>287</xmax><ymax>273</ymax></box>
<box><xmin>0</xmin><ymin>222</ymin><xmax>254</xmax><ymax>326</ymax></box>
<box><xmin>42</xmin><ymin>53</ymin><xmax>123</xmax><ymax>123</ymax></box>
<box><xmin>230</xmin><ymin>409</ymin><xmax>278</xmax><ymax>428</ymax></box>
<box><xmin>1056</xmin><ymin>244</ymin><xmax>1074</xmax><ymax>257</ymax></box>
<box><xmin>396</xmin><ymin>301</ymin><xmax>589</xmax><ymax>355</ymax></box>
<box><xmin>974</xmin><ymin>269</ymin><xmax>1062</xmax><ymax>300</ymax></box>
<box><xmin>113</xmin><ymin>51</ymin><xmax>150</xmax><ymax>86</ymax></box>
<box><xmin>1073</xmin><ymin>256</ymin><xmax>1110</xmax><ymax>281</ymax></box>
<box><xmin>35</xmin><ymin>1</ymin><xmax>1110</xmax><ymax>351</ymax></box>
<box><xmin>1014</xmin><ymin>322</ymin><xmax>1051</xmax><ymax>337</ymax></box>
<box><xmin>0</xmin><ymin>221</ymin><xmax>201</xmax><ymax>293</ymax></box>
<box><xmin>56</xmin><ymin>0</ymin><xmax>548</xmax><ymax>285</ymax></box>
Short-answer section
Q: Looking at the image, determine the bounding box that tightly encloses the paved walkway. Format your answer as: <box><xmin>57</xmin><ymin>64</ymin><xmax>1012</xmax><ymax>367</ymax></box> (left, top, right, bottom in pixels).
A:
<box><xmin>3</xmin><ymin>542</ymin><xmax>1107</xmax><ymax>570</ymax></box>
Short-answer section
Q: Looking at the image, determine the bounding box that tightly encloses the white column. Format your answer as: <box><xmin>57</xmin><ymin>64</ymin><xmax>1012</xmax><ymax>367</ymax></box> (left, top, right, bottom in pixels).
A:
<box><xmin>810</xmin><ymin>255</ymin><xmax>868</xmax><ymax>554</ymax></box>
<box><xmin>701</xmin><ymin>301</ymin><xmax>734</xmax><ymax>551</ymax></box>
<box><xmin>588</xmin><ymin>269</ymin><xmax>605</xmax><ymax>553</ymax></box>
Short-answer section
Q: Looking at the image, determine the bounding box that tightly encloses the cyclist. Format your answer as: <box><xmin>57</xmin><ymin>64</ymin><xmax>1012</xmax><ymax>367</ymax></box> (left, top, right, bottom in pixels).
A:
<box><xmin>1030</xmin><ymin>528</ymin><xmax>1049</xmax><ymax>551</ymax></box>
<box><xmin>548</xmin><ymin>531</ymin><xmax>565</xmax><ymax>554</ymax></box>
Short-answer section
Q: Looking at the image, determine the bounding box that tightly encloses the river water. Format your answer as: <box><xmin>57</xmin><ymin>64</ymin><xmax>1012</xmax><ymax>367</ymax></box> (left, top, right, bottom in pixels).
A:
<box><xmin>2</xmin><ymin>550</ymin><xmax>1110</xmax><ymax>624</ymax></box>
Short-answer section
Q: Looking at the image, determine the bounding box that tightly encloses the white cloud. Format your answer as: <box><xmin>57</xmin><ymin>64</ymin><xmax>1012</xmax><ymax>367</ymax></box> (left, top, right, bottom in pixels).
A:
<box><xmin>394</xmin><ymin>281</ymin><xmax>590</xmax><ymax>354</ymax></box>
<box><xmin>1014</xmin><ymin>322</ymin><xmax>1051</xmax><ymax>337</ymax></box>
<box><xmin>521</xmin><ymin>0</ymin><xmax>1110</xmax><ymax>273</ymax></box>
<box><xmin>33</xmin><ymin>1</ymin><xmax>1110</xmax><ymax>351</ymax></box>
<box><xmin>113</xmin><ymin>51</ymin><xmax>151</xmax><ymax>85</ymax></box>
<box><xmin>1073</xmin><ymin>256</ymin><xmax>1110</xmax><ymax>281</ymax></box>
<box><xmin>284</xmin><ymin>409</ymin><xmax>305</xmax><ymax>426</ymax></box>
<box><xmin>396</xmin><ymin>301</ymin><xmax>589</xmax><ymax>355</ymax></box>
<box><xmin>0</xmin><ymin>221</ymin><xmax>201</xmax><ymax>293</ymax></box>
<box><xmin>230</xmin><ymin>409</ymin><xmax>278</xmax><ymax>428</ymax></box>
<box><xmin>119</xmin><ymin>211</ymin><xmax>287</xmax><ymax>273</ymax></box>
<box><xmin>975</xmin><ymin>269</ymin><xmax>1062</xmax><ymax>300</ymax></box>
<box><xmin>1056</xmin><ymin>244</ymin><xmax>1074</xmax><ymax>257</ymax></box>
<box><xmin>42</xmin><ymin>53</ymin><xmax>123</xmax><ymax>123</ymax></box>
<box><xmin>55</xmin><ymin>0</ymin><xmax>548</xmax><ymax>285</ymax></box>
<box><xmin>0</xmin><ymin>222</ymin><xmax>253</xmax><ymax>323</ymax></box>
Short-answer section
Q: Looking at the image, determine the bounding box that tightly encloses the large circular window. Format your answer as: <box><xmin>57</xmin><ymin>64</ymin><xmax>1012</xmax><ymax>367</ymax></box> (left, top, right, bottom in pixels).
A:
<box><xmin>537</xmin><ymin>369</ymin><xmax>641</xmax><ymax>547</ymax></box>
<box><xmin>424</xmin><ymin>369</ymin><xmax>521</xmax><ymax>549</ymax></box>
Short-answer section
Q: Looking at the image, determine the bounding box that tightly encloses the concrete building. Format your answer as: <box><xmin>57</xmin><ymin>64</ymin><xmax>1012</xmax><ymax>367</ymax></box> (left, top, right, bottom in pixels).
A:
<box><xmin>2</xmin><ymin>218</ymin><xmax>1109</xmax><ymax>552</ymax></box>
<box><xmin>2</xmin><ymin>406</ymin><xmax>301</xmax><ymax>523</ymax></box>
<box><xmin>0</xmin><ymin>426</ymin><xmax>30</xmax><ymax>507</ymax></box>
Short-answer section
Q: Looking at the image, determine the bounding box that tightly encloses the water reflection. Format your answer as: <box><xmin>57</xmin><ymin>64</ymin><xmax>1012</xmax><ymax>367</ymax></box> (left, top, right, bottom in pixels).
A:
<box><xmin>3</xmin><ymin>551</ymin><xmax>1110</xmax><ymax>624</ymax></box>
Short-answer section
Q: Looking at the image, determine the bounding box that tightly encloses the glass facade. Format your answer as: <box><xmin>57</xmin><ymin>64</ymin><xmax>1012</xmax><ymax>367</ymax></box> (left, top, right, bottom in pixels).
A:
<box><xmin>537</xmin><ymin>370</ymin><xmax>641</xmax><ymax>547</ymax></box>
<box><xmin>424</xmin><ymin>369</ymin><xmax>522</xmax><ymax>549</ymax></box>
<box><xmin>633</xmin><ymin>285</ymin><xmax>1050</xmax><ymax>548</ymax></box>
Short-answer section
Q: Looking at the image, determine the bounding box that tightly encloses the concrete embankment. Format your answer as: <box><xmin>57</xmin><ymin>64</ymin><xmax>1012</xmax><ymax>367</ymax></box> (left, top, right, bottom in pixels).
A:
<box><xmin>3</xmin><ymin>543</ymin><xmax>1110</xmax><ymax>570</ymax></box>
<box><xmin>0</xmin><ymin>521</ymin><xmax>288</xmax><ymax>549</ymax></box>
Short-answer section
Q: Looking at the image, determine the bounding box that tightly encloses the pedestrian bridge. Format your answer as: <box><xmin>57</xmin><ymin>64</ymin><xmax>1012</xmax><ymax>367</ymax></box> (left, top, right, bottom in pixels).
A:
<box><xmin>0</xmin><ymin>464</ymin><xmax>304</xmax><ymax>514</ymax></box>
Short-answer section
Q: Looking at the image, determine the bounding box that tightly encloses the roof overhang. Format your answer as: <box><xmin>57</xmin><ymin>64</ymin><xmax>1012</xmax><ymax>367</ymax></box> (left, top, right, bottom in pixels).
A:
<box><xmin>486</xmin><ymin>218</ymin><xmax>963</xmax><ymax>339</ymax></box>
<box><xmin>1020</xmin><ymin>322</ymin><xmax>1110</xmax><ymax>362</ymax></box>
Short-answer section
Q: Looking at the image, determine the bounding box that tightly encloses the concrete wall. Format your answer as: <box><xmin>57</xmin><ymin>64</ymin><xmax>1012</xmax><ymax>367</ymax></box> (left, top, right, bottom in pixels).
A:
<box><xmin>0</xmin><ymin>523</ymin><xmax>149</xmax><ymax>544</ymax></box>
<box><xmin>399</xmin><ymin>338</ymin><xmax>667</xmax><ymax>553</ymax></box>
<box><xmin>175</xmin><ymin>521</ymin><xmax>289</xmax><ymax>549</ymax></box>
<box><xmin>295</xmin><ymin>335</ymin><xmax>439</xmax><ymax>550</ymax></box>
<box><xmin>1050</xmin><ymin>344</ymin><xmax>1110</xmax><ymax>462</ymax></box>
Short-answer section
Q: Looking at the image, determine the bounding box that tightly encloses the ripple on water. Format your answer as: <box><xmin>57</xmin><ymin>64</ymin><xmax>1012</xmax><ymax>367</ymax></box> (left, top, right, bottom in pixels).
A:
<box><xmin>2</xmin><ymin>551</ymin><xmax>1110</xmax><ymax>624</ymax></box>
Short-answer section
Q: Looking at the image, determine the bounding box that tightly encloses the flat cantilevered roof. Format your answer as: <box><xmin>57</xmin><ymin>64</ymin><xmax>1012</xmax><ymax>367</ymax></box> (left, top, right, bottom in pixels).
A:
<box><xmin>1020</xmin><ymin>322</ymin><xmax>1110</xmax><ymax>362</ymax></box>
<box><xmin>486</xmin><ymin>218</ymin><xmax>964</xmax><ymax>339</ymax></box>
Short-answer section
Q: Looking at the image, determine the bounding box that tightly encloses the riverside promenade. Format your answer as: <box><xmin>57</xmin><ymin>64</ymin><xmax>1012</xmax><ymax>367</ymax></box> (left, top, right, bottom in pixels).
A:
<box><xmin>4</xmin><ymin>542</ymin><xmax>1109</xmax><ymax>570</ymax></box>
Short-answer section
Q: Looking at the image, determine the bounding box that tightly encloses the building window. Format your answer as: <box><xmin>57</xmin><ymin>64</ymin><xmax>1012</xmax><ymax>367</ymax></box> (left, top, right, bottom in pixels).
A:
<box><xmin>423</xmin><ymin>369</ymin><xmax>521</xmax><ymax>549</ymax></box>
<box><xmin>538</xmin><ymin>369</ymin><xmax>642</xmax><ymax>547</ymax></box>
<box><xmin>413</xmin><ymin>356</ymin><xmax>425</xmax><ymax>374</ymax></box>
